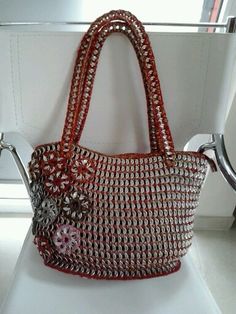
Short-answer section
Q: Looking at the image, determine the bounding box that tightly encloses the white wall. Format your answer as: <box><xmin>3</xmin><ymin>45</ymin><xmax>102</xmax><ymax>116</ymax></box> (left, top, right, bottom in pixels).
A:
<box><xmin>0</xmin><ymin>1</ymin><xmax>235</xmax><ymax>229</ymax></box>
<box><xmin>193</xmin><ymin>0</ymin><xmax>236</xmax><ymax>229</ymax></box>
<box><xmin>0</xmin><ymin>133</ymin><xmax>32</xmax><ymax>181</ymax></box>
<box><xmin>0</xmin><ymin>0</ymin><xmax>206</xmax><ymax>183</ymax></box>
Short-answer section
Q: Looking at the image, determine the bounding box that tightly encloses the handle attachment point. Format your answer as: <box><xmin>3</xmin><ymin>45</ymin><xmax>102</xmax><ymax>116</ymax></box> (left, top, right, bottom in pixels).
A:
<box><xmin>198</xmin><ymin>133</ymin><xmax>236</xmax><ymax>190</ymax></box>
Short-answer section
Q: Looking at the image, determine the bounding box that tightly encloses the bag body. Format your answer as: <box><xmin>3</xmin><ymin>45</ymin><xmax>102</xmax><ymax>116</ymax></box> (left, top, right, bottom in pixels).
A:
<box><xmin>29</xmin><ymin>10</ymin><xmax>210</xmax><ymax>280</ymax></box>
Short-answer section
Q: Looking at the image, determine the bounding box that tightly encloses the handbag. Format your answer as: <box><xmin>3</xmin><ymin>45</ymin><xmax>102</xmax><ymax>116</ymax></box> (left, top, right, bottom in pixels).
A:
<box><xmin>29</xmin><ymin>10</ymin><xmax>215</xmax><ymax>280</ymax></box>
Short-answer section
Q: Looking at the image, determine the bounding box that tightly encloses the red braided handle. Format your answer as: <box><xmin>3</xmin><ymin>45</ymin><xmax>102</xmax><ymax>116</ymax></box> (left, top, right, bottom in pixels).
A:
<box><xmin>61</xmin><ymin>10</ymin><xmax>174</xmax><ymax>161</ymax></box>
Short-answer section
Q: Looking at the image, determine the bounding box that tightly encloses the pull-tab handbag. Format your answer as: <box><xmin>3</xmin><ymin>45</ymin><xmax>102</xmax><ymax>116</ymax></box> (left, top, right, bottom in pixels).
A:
<box><xmin>29</xmin><ymin>10</ymin><xmax>215</xmax><ymax>280</ymax></box>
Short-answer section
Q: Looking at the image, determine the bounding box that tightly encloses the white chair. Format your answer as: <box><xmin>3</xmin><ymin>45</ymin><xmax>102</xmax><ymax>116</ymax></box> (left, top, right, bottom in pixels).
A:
<box><xmin>1</xmin><ymin>29</ymin><xmax>235</xmax><ymax>314</ymax></box>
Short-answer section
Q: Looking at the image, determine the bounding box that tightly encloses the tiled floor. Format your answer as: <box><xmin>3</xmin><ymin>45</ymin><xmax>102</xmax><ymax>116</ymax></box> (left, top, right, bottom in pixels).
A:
<box><xmin>0</xmin><ymin>217</ymin><xmax>236</xmax><ymax>314</ymax></box>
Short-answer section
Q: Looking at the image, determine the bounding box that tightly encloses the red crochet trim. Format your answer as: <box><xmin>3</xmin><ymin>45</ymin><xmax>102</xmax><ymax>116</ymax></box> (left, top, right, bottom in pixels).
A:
<box><xmin>44</xmin><ymin>260</ymin><xmax>181</xmax><ymax>280</ymax></box>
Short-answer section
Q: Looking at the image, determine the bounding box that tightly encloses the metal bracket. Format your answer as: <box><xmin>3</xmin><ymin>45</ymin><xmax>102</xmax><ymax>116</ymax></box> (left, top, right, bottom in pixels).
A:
<box><xmin>0</xmin><ymin>16</ymin><xmax>235</xmax><ymax>33</ymax></box>
<box><xmin>198</xmin><ymin>133</ymin><xmax>236</xmax><ymax>191</ymax></box>
<box><xmin>0</xmin><ymin>132</ymin><xmax>31</xmax><ymax>195</ymax></box>
<box><xmin>226</xmin><ymin>16</ymin><xmax>236</xmax><ymax>33</ymax></box>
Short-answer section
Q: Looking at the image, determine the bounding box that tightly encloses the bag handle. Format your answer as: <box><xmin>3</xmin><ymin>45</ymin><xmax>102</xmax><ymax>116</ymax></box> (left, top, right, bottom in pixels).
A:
<box><xmin>61</xmin><ymin>10</ymin><xmax>175</xmax><ymax>162</ymax></box>
<box><xmin>61</xmin><ymin>11</ymin><xmax>164</xmax><ymax>152</ymax></box>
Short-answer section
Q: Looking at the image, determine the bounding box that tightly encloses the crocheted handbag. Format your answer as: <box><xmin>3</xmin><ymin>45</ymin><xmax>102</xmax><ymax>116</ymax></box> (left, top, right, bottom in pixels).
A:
<box><xmin>29</xmin><ymin>10</ymin><xmax>214</xmax><ymax>280</ymax></box>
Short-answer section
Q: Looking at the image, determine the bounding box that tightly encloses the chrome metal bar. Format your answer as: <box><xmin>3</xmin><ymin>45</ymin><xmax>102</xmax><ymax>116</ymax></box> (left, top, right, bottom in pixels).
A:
<box><xmin>0</xmin><ymin>20</ymin><xmax>228</xmax><ymax>28</ymax></box>
<box><xmin>198</xmin><ymin>140</ymin><xmax>216</xmax><ymax>153</ymax></box>
<box><xmin>0</xmin><ymin>133</ymin><xmax>3</xmax><ymax>158</ymax></box>
<box><xmin>0</xmin><ymin>197</ymin><xmax>29</xmax><ymax>200</ymax></box>
<box><xmin>198</xmin><ymin>133</ymin><xmax>236</xmax><ymax>191</ymax></box>
<box><xmin>0</xmin><ymin>133</ymin><xmax>31</xmax><ymax>196</ymax></box>
<box><xmin>213</xmin><ymin>134</ymin><xmax>236</xmax><ymax>191</ymax></box>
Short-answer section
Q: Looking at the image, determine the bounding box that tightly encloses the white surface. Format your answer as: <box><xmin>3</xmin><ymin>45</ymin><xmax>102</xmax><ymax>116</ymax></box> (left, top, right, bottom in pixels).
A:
<box><xmin>0</xmin><ymin>199</ymin><xmax>31</xmax><ymax>213</ymax></box>
<box><xmin>0</xmin><ymin>26</ymin><xmax>232</xmax><ymax>314</ymax></box>
<box><xmin>0</xmin><ymin>183</ymin><xmax>28</xmax><ymax>198</ymax></box>
<box><xmin>194</xmin><ymin>215</ymin><xmax>235</xmax><ymax>230</ymax></box>
<box><xmin>192</xmin><ymin>229</ymin><xmax>236</xmax><ymax>314</ymax></box>
<box><xmin>194</xmin><ymin>0</ymin><xmax>236</xmax><ymax>219</ymax></box>
<box><xmin>1</xmin><ymin>30</ymin><xmax>236</xmax><ymax>220</ymax></box>
<box><xmin>0</xmin><ymin>218</ymin><xmax>31</xmax><ymax>306</ymax></box>
<box><xmin>3</xmin><ymin>219</ymin><xmax>236</xmax><ymax>313</ymax></box>
<box><xmin>0</xmin><ymin>32</ymin><xmax>236</xmax><ymax>151</ymax></box>
<box><xmin>1</xmin><ymin>227</ymin><xmax>220</xmax><ymax>314</ymax></box>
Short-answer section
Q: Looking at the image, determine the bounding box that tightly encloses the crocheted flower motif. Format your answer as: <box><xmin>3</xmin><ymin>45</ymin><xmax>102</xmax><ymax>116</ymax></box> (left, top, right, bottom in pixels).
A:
<box><xmin>62</xmin><ymin>191</ymin><xmax>92</xmax><ymax>222</ymax></box>
<box><xmin>41</xmin><ymin>151</ymin><xmax>67</xmax><ymax>176</ymax></box>
<box><xmin>29</xmin><ymin>182</ymin><xmax>44</xmax><ymax>210</ymax></box>
<box><xmin>45</xmin><ymin>171</ymin><xmax>71</xmax><ymax>196</ymax></box>
<box><xmin>34</xmin><ymin>151</ymin><xmax>71</xmax><ymax>196</ymax></box>
<box><xmin>34</xmin><ymin>198</ymin><xmax>59</xmax><ymax>227</ymax></box>
<box><xmin>71</xmin><ymin>158</ymin><xmax>95</xmax><ymax>183</ymax></box>
<box><xmin>52</xmin><ymin>224</ymin><xmax>79</xmax><ymax>255</ymax></box>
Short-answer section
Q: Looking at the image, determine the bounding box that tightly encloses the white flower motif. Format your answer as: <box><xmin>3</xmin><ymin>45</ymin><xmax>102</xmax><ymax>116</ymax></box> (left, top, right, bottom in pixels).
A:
<box><xmin>45</xmin><ymin>171</ymin><xmax>71</xmax><ymax>196</ymax></box>
<box><xmin>52</xmin><ymin>224</ymin><xmax>79</xmax><ymax>255</ymax></box>
<box><xmin>41</xmin><ymin>151</ymin><xmax>67</xmax><ymax>176</ymax></box>
<box><xmin>71</xmin><ymin>158</ymin><xmax>95</xmax><ymax>183</ymax></box>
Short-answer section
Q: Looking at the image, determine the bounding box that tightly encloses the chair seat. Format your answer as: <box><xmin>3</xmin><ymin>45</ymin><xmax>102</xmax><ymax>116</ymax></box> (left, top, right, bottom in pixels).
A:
<box><xmin>1</xmin><ymin>227</ymin><xmax>220</xmax><ymax>314</ymax></box>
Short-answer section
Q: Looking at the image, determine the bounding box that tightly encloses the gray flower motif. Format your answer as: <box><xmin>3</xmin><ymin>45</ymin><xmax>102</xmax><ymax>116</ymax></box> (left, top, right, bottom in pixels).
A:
<box><xmin>29</xmin><ymin>182</ymin><xmax>44</xmax><ymax>211</ymax></box>
<box><xmin>28</xmin><ymin>157</ymin><xmax>41</xmax><ymax>180</ymax></box>
<box><xmin>34</xmin><ymin>198</ymin><xmax>60</xmax><ymax>227</ymax></box>
<box><xmin>62</xmin><ymin>191</ymin><xmax>91</xmax><ymax>222</ymax></box>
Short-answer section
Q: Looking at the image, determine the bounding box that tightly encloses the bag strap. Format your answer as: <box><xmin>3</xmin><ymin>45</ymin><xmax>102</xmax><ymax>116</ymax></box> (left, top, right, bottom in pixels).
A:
<box><xmin>61</xmin><ymin>10</ymin><xmax>175</xmax><ymax>162</ymax></box>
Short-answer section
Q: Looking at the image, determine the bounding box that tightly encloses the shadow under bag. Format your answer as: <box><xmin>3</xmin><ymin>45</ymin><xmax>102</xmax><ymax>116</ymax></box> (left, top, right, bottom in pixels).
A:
<box><xmin>29</xmin><ymin>10</ymin><xmax>215</xmax><ymax>280</ymax></box>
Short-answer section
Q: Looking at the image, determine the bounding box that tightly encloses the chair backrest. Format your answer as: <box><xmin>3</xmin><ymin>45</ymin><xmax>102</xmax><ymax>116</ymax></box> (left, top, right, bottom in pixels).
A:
<box><xmin>0</xmin><ymin>30</ymin><xmax>236</xmax><ymax>152</ymax></box>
